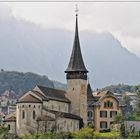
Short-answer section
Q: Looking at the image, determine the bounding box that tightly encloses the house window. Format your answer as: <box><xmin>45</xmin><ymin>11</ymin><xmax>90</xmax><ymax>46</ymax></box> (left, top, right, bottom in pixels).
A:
<box><xmin>104</xmin><ymin>101</ymin><xmax>113</xmax><ymax>108</ymax></box>
<box><xmin>22</xmin><ymin>110</ymin><xmax>25</xmax><ymax>119</ymax></box>
<box><xmin>104</xmin><ymin>102</ymin><xmax>107</xmax><ymax>107</ymax></box>
<box><xmin>8</xmin><ymin>124</ymin><xmax>10</xmax><ymax>130</ymax></box>
<box><xmin>33</xmin><ymin>110</ymin><xmax>36</xmax><ymax>120</ymax></box>
<box><xmin>88</xmin><ymin>111</ymin><xmax>93</xmax><ymax>118</ymax></box>
<box><xmin>100</xmin><ymin>121</ymin><xmax>107</xmax><ymax>128</ymax></box>
<box><xmin>100</xmin><ymin>111</ymin><xmax>107</xmax><ymax>118</ymax></box>
<box><xmin>110</xmin><ymin>111</ymin><xmax>117</xmax><ymax>118</ymax></box>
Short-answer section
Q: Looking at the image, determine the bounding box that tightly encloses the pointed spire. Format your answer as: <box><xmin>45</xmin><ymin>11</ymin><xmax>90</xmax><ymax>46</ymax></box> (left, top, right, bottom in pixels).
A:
<box><xmin>87</xmin><ymin>83</ymin><xmax>96</xmax><ymax>100</ymax></box>
<box><xmin>65</xmin><ymin>10</ymin><xmax>88</xmax><ymax>73</ymax></box>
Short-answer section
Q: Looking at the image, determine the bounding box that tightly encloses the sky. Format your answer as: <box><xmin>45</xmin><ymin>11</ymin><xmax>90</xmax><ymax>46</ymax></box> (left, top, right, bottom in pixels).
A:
<box><xmin>0</xmin><ymin>2</ymin><xmax>140</xmax><ymax>58</ymax></box>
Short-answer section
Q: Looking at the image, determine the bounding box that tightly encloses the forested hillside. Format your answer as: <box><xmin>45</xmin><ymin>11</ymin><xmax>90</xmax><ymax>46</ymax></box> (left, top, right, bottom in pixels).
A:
<box><xmin>101</xmin><ymin>83</ymin><xmax>137</xmax><ymax>93</ymax></box>
<box><xmin>0</xmin><ymin>70</ymin><xmax>66</xmax><ymax>96</ymax></box>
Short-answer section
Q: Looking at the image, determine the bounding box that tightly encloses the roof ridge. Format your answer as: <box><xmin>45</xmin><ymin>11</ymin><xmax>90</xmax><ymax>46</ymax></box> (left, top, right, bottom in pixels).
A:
<box><xmin>37</xmin><ymin>85</ymin><xmax>66</xmax><ymax>93</ymax></box>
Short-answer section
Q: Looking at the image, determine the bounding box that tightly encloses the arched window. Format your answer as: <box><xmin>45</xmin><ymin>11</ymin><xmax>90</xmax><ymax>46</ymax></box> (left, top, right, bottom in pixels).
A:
<box><xmin>8</xmin><ymin>124</ymin><xmax>10</xmax><ymax>130</ymax></box>
<box><xmin>33</xmin><ymin>105</ymin><xmax>36</xmax><ymax>108</ymax></box>
<box><xmin>33</xmin><ymin>110</ymin><xmax>36</xmax><ymax>120</ymax></box>
<box><xmin>71</xmin><ymin>121</ymin><xmax>73</xmax><ymax>127</ymax></box>
<box><xmin>22</xmin><ymin>110</ymin><xmax>25</xmax><ymax>119</ymax></box>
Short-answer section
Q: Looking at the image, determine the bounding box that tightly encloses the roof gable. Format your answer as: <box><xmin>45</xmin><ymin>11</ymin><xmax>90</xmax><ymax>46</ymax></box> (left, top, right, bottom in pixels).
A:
<box><xmin>36</xmin><ymin>85</ymin><xmax>70</xmax><ymax>103</ymax></box>
<box><xmin>17</xmin><ymin>93</ymin><xmax>42</xmax><ymax>103</ymax></box>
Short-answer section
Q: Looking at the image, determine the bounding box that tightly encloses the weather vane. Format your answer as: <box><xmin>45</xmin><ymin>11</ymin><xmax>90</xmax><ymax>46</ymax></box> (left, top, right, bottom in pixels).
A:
<box><xmin>75</xmin><ymin>3</ymin><xmax>79</xmax><ymax>16</ymax></box>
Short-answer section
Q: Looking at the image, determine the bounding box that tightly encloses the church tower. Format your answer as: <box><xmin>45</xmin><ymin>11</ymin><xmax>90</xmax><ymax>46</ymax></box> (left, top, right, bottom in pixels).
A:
<box><xmin>65</xmin><ymin>12</ymin><xmax>88</xmax><ymax>126</ymax></box>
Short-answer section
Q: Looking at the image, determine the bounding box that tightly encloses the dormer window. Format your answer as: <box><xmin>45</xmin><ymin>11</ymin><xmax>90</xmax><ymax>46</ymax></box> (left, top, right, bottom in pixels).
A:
<box><xmin>104</xmin><ymin>101</ymin><xmax>113</xmax><ymax>108</ymax></box>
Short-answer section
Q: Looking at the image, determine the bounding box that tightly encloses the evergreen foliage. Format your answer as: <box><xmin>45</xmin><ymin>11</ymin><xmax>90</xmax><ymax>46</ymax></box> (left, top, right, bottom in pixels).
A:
<box><xmin>102</xmin><ymin>83</ymin><xmax>137</xmax><ymax>93</ymax></box>
<box><xmin>0</xmin><ymin>70</ymin><xmax>66</xmax><ymax>96</ymax></box>
<box><xmin>135</xmin><ymin>85</ymin><xmax>140</xmax><ymax>115</ymax></box>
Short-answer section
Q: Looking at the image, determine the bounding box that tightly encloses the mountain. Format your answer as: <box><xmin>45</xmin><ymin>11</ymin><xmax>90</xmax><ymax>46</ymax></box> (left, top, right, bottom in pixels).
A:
<box><xmin>101</xmin><ymin>83</ymin><xmax>137</xmax><ymax>93</ymax></box>
<box><xmin>0</xmin><ymin>6</ymin><xmax>140</xmax><ymax>89</ymax></box>
<box><xmin>0</xmin><ymin>70</ymin><xmax>66</xmax><ymax>96</ymax></box>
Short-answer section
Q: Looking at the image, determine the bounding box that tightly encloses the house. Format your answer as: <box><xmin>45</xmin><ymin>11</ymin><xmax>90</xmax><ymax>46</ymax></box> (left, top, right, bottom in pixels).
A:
<box><xmin>92</xmin><ymin>91</ymin><xmax>125</xmax><ymax>131</ymax></box>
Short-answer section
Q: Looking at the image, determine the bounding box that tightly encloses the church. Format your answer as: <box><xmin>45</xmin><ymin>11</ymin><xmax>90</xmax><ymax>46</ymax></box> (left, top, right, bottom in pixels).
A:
<box><xmin>4</xmin><ymin>12</ymin><xmax>124</xmax><ymax>135</ymax></box>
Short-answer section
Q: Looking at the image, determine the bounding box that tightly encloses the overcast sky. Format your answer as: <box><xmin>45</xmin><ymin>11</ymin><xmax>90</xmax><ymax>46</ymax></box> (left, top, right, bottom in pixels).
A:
<box><xmin>1</xmin><ymin>2</ymin><xmax>140</xmax><ymax>58</ymax></box>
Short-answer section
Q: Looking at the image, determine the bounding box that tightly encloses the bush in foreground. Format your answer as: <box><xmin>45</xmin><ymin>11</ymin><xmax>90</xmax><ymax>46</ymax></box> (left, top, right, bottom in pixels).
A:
<box><xmin>20</xmin><ymin>127</ymin><xmax>120</xmax><ymax>139</ymax></box>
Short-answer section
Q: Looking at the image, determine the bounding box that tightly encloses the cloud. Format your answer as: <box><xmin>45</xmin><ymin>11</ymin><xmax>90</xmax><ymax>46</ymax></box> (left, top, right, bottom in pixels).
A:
<box><xmin>0</xmin><ymin>3</ymin><xmax>12</xmax><ymax>19</ymax></box>
<box><xmin>3</xmin><ymin>2</ymin><xmax>140</xmax><ymax>57</ymax></box>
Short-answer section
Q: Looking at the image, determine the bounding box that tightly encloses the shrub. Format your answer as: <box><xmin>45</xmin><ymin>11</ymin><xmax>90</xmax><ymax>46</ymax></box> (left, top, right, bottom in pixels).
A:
<box><xmin>20</xmin><ymin>128</ymin><xmax>121</xmax><ymax>139</ymax></box>
<box><xmin>128</xmin><ymin>132</ymin><xmax>140</xmax><ymax>139</ymax></box>
<box><xmin>93</xmin><ymin>131</ymin><xmax>120</xmax><ymax>139</ymax></box>
<box><xmin>71</xmin><ymin>127</ymin><xmax>94</xmax><ymax>139</ymax></box>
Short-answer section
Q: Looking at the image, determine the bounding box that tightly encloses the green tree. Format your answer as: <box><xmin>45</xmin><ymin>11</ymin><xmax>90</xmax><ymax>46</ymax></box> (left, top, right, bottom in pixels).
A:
<box><xmin>121</xmin><ymin>94</ymin><xmax>133</xmax><ymax>115</ymax></box>
<box><xmin>0</xmin><ymin>125</ymin><xmax>9</xmax><ymax>138</ymax></box>
<box><xmin>120</xmin><ymin>122</ymin><xmax>126</xmax><ymax>138</ymax></box>
<box><xmin>135</xmin><ymin>85</ymin><xmax>140</xmax><ymax>115</ymax></box>
<box><xmin>114</xmin><ymin>113</ymin><xmax>123</xmax><ymax>124</ymax></box>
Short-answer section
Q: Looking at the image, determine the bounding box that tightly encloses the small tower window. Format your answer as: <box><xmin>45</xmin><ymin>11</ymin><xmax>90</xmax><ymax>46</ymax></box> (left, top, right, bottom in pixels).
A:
<box><xmin>38</xmin><ymin>105</ymin><xmax>40</xmax><ymax>109</ymax></box>
<box><xmin>22</xmin><ymin>110</ymin><xmax>25</xmax><ymax>119</ymax></box>
<box><xmin>34</xmin><ymin>105</ymin><xmax>36</xmax><ymax>108</ymax></box>
<box><xmin>8</xmin><ymin>124</ymin><xmax>10</xmax><ymax>130</ymax></box>
<box><xmin>71</xmin><ymin>121</ymin><xmax>73</xmax><ymax>127</ymax></box>
<box><xmin>22</xmin><ymin>105</ymin><xmax>24</xmax><ymax>108</ymax></box>
<box><xmin>33</xmin><ymin>110</ymin><xmax>36</xmax><ymax>120</ymax></box>
<box><xmin>29</xmin><ymin>105</ymin><xmax>31</xmax><ymax>108</ymax></box>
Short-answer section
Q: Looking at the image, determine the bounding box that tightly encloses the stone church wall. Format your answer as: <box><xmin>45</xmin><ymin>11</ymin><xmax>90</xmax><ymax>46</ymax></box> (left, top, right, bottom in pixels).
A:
<box><xmin>16</xmin><ymin>102</ymin><xmax>42</xmax><ymax>135</ymax></box>
<box><xmin>43</xmin><ymin>100</ymin><xmax>69</xmax><ymax>113</ymax></box>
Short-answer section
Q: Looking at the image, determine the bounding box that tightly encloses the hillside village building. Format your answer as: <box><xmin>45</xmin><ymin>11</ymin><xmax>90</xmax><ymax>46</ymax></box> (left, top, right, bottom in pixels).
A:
<box><xmin>4</xmin><ymin>14</ymin><xmax>124</xmax><ymax>135</ymax></box>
